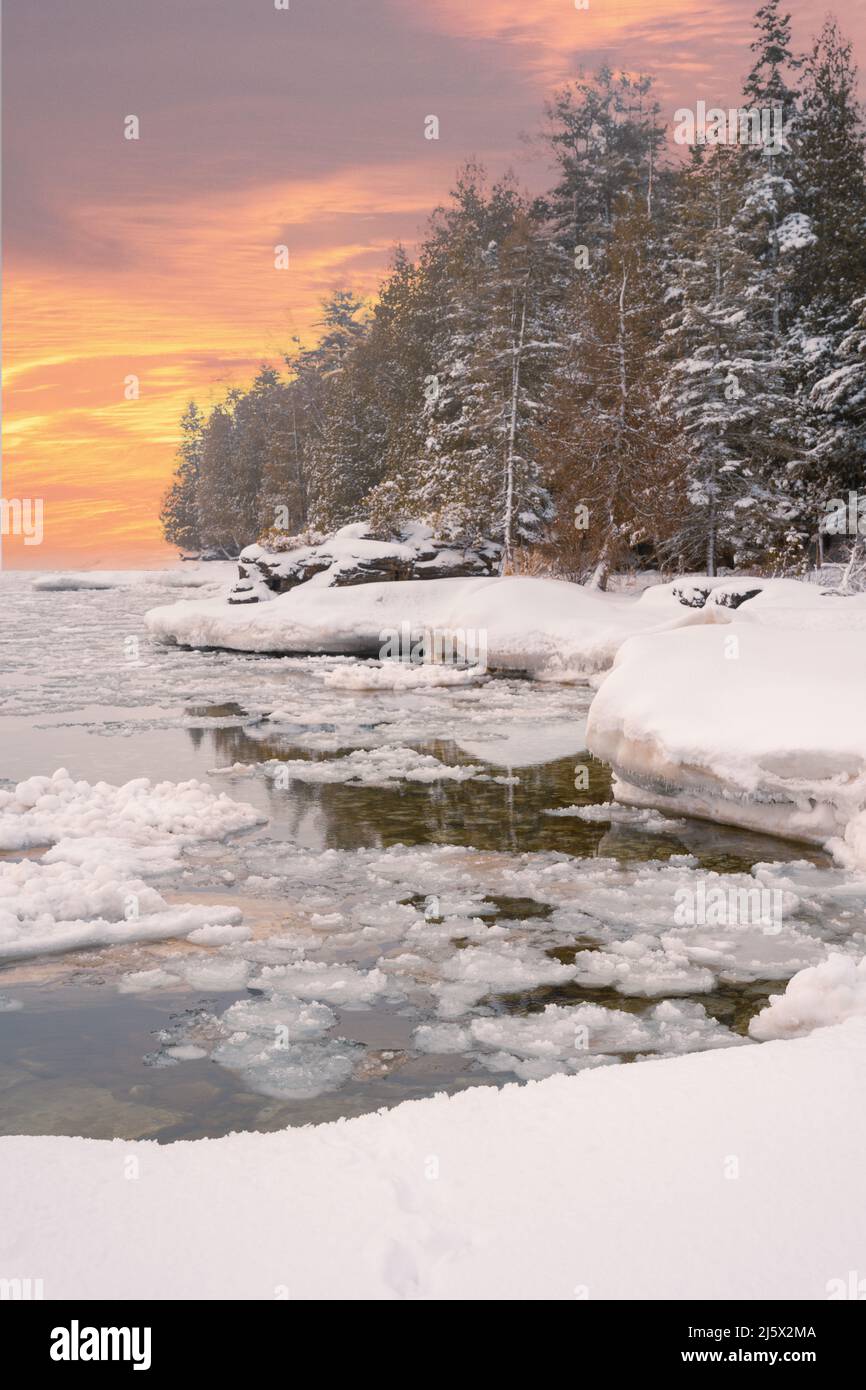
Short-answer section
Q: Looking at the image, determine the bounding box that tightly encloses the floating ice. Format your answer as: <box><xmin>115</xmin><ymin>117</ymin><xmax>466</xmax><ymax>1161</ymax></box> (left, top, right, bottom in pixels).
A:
<box><xmin>545</xmin><ymin>802</ymin><xmax>687</xmax><ymax>831</ymax></box>
<box><xmin>0</xmin><ymin>858</ymin><xmax>243</xmax><ymax>961</ymax></box>
<box><xmin>416</xmin><ymin>999</ymin><xmax>743</xmax><ymax>1082</ymax></box>
<box><xmin>0</xmin><ymin>768</ymin><xmax>263</xmax><ymax>854</ymax></box>
<box><xmin>321</xmin><ymin>662</ymin><xmax>487</xmax><ymax>691</ymax></box>
<box><xmin>0</xmin><ymin>770</ymin><xmax>260</xmax><ymax>959</ymax></box>
<box><xmin>262</xmin><ymin>960</ymin><xmax>391</xmax><ymax>1007</ymax></box>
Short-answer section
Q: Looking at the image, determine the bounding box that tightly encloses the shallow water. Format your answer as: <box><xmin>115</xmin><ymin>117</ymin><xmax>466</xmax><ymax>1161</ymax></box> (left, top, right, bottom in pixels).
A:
<box><xmin>0</xmin><ymin>570</ymin><xmax>859</xmax><ymax>1141</ymax></box>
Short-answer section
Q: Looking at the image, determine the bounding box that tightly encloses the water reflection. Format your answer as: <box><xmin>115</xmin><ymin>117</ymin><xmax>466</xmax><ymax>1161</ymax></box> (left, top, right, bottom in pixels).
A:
<box><xmin>193</xmin><ymin>719</ymin><xmax>832</xmax><ymax>871</ymax></box>
<box><xmin>0</xmin><ymin>672</ymin><xmax>837</xmax><ymax>1144</ymax></box>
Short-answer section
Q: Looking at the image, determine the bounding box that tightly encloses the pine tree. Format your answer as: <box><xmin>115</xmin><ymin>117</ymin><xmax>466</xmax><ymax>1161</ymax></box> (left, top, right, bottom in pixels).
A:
<box><xmin>536</xmin><ymin>196</ymin><xmax>688</xmax><ymax>584</ymax></box>
<box><xmin>790</xmin><ymin>19</ymin><xmax>866</xmax><ymax>554</ymax></box>
<box><xmin>196</xmin><ymin>404</ymin><xmax>241</xmax><ymax>553</ymax></box>
<box><xmin>302</xmin><ymin>291</ymin><xmax>378</xmax><ymax>529</ymax></box>
<box><xmin>160</xmin><ymin>401</ymin><xmax>204</xmax><ymax>552</ymax></box>
<box><xmin>793</xmin><ymin>19</ymin><xmax>866</xmax><ymax>330</ymax></box>
<box><xmin>662</xmin><ymin>146</ymin><xmax>750</xmax><ymax>571</ymax></box>
<box><xmin>543</xmin><ymin>66</ymin><xmax>668</xmax><ymax>254</ymax></box>
<box><xmin>172</xmin><ymin>3</ymin><xmax>866</xmax><ymax>582</ymax></box>
<box><xmin>371</xmin><ymin>167</ymin><xmax>560</xmax><ymax>554</ymax></box>
<box><xmin>743</xmin><ymin>0</ymin><xmax>801</xmax><ymax>116</ymax></box>
<box><xmin>255</xmin><ymin>368</ymin><xmax>310</xmax><ymax>538</ymax></box>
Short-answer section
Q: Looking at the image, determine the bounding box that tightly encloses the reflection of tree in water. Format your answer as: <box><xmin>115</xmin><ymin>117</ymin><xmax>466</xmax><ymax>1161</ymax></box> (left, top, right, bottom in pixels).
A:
<box><xmin>190</xmin><ymin>721</ymin><xmax>622</xmax><ymax>855</ymax></box>
<box><xmin>186</xmin><ymin>720</ymin><xmax>788</xmax><ymax>870</ymax></box>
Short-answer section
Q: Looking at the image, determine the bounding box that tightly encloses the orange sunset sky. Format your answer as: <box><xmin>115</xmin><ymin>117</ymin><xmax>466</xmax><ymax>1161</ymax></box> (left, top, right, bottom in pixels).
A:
<box><xmin>3</xmin><ymin>0</ymin><xmax>864</xmax><ymax>569</ymax></box>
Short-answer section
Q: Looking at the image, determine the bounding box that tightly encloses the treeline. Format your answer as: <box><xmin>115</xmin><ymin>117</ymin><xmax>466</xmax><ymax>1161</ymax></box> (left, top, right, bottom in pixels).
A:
<box><xmin>161</xmin><ymin>3</ymin><xmax>866</xmax><ymax>582</ymax></box>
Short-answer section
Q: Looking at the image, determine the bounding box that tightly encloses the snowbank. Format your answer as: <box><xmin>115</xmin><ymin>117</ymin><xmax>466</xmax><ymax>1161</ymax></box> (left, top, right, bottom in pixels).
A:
<box><xmin>31</xmin><ymin>566</ymin><xmax>232</xmax><ymax>592</ymax></box>
<box><xmin>587</xmin><ymin>617</ymin><xmax>866</xmax><ymax>867</ymax></box>
<box><xmin>2</xmin><ymin>1015</ymin><xmax>864</xmax><ymax>1298</ymax></box>
<box><xmin>750</xmin><ymin>955</ymin><xmax>866</xmax><ymax>1040</ymax></box>
<box><xmin>145</xmin><ymin>567</ymin><xmax>866</xmax><ymax>681</ymax></box>
<box><xmin>146</xmin><ymin>574</ymin><xmax>695</xmax><ymax>679</ymax></box>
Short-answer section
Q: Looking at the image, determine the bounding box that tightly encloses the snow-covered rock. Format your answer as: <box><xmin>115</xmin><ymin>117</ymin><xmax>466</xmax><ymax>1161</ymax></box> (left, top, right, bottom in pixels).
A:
<box><xmin>231</xmin><ymin>522</ymin><xmax>502</xmax><ymax>602</ymax></box>
<box><xmin>587</xmin><ymin>595</ymin><xmax>866</xmax><ymax>866</ymax></box>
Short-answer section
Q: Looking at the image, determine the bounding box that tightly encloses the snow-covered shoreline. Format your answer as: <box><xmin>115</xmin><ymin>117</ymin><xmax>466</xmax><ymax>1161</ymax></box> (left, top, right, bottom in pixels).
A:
<box><xmin>144</xmin><ymin>573</ymin><xmax>701</xmax><ymax>679</ymax></box>
<box><xmin>586</xmin><ymin>590</ymin><xmax>866</xmax><ymax>869</ymax></box>
<box><xmin>145</xmin><ymin>570</ymin><xmax>866</xmax><ymax>864</ymax></box>
<box><xmin>3</xmin><ymin>566</ymin><xmax>865</xmax><ymax>1300</ymax></box>
<box><xmin>2</xmin><ymin>1011</ymin><xmax>864</xmax><ymax>1299</ymax></box>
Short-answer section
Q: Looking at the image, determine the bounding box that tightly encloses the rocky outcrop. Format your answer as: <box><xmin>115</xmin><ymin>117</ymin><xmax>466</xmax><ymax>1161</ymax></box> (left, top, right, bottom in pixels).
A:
<box><xmin>671</xmin><ymin>578</ymin><xmax>830</xmax><ymax>610</ymax></box>
<box><xmin>228</xmin><ymin>523</ymin><xmax>502</xmax><ymax>603</ymax></box>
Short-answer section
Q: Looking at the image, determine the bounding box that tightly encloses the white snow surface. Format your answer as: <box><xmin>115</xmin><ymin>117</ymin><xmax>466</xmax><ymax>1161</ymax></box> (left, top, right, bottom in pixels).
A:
<box><xmin>146</xmin><ymin>569</ymin><xmax>866</xmax><ymax>864</ymax></box>
<box><xmin>5</xmin><ymin>567</ymin><xmax>866</xmax><ymax>1297</ymax></box>
<box><xmin>586</xmin><ymin>590</ymin><xmax>866</xmax><ymax>867</ymax></box>
<box><xmin>750</xmin><ymin>954</ymin><xmax>866</xmax><ymax>1040</ymax></box>
<box><xmin>145</xmin><ymin>574</ymin><xmax>699</xmax><ymax>679</ymax></box>
<box><xmin>321</xmin><ymin>661</ymin><xmax>487</xmax><ymax>690</ymax></box>
<box><xmin>32</xmin><ymin>565</ymin><xmax>233</xmax><ymax>592</ymax></box>
<box><xmin>2</xmin><ymin>1016</ymin><xmax>865</xmax><ymax>1298</ymax></box>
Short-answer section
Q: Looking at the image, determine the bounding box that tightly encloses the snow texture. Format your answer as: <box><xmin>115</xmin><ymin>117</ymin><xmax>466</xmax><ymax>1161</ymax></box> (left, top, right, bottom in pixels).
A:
<box><xmin>0</xmin><ymin>770</ymin><xmax>262</xmax><ymax>960</ymax></box>
<box><xmin>2</xmin><ymin>1016</ymin><xmax>864</xmax><ymax>1298</ymax></box>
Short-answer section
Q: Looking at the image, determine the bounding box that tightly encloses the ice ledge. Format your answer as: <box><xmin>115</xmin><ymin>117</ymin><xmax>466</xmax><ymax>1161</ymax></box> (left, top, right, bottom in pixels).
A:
<box><xmin>587</xmin><ymin>622</ymin><xmax>866</xmax><ymax>868</ymax></box>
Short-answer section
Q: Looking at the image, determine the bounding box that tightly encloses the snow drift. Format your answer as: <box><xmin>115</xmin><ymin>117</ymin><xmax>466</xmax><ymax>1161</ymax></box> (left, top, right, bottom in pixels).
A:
<box><xmin>146</xmin><ymin>573</ymin><xmax>698</xmax><ymax>678</ymax></box>
<box><xmin>587</xmin><ymin>582</ymin><xmax>866</xmax><ymax>867</ymax></box>
<box><xmin>1</xmin><ymin>1013</ymin><xmax>864</xmax><ymax>1298</ymax></box>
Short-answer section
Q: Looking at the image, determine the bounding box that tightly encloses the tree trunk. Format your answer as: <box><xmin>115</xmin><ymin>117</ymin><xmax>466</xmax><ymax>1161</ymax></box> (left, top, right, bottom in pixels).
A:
<box><xmin>587</xmin><ymin>558</ymin><xmax>610</xmax><ymax>591</ymax></box>
<box><xmin>503</xmin><ymin>287</ymin><xmax>527</xmax><ymax>572</ymax></box>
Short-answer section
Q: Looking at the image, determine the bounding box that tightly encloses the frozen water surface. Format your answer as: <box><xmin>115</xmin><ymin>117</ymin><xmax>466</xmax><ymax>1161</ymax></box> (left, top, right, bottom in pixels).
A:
<box><xmin>1</xmin><ymin>570</ymin><xmax>864</xmax><ymax>1139</ymax></box>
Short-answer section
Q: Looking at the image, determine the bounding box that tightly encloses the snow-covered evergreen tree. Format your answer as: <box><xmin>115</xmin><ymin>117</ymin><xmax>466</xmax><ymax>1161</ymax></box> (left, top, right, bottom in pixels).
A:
<box><xmin>196</xmin><ymin>404</ymin><xmax>241</xmax><ymax>553</ymax></box>
<box><xmin>543</xmin><ymin>66</ymin><xmax>668</xmax><ymax>254</ymax></box>
<box><xmin>788</xmin><ymin>19</ymin><xmax>866</xmax><ymax>554</ymax></box>
<box><xmin>722</xmin><ymin>0</ymin><xmax>814</xmax><ymax>566</ymax></box>
<box><xmin>662</xmin><ymin>145</ymin><xmax>757</xmax><ymax>571</ymax></box>
<box><xmin>302</xmin><ymin>292</ymin><xmax>379</xmax><ymax>530</ymax></box>
<box><xmin>369</xmin><ymin>168</ymin><xmax>560</xmax><ymax>556</ymax></box>
<box><xmin>536</xmin><ymin>195</ymin><xmax>687</xmax><ymax>584</ymax></box>
<box><xmin>170</xmin><ymin>2</ymin><xmax>865</xmax><ymax>580</ymax></box>
<box><xmin>254</xmin><ymin>368</ymin><xmax>309</xmax><ymax>538</ymax></box>
<box><xmin>159</xmin><ymin>400</ymin><xmax>204</xmax><ymax>552</ymax></box>
<box><xmin>663</xmin><ymin>0</ymin><xmax>809</xmax><ymax>571</ymax></box>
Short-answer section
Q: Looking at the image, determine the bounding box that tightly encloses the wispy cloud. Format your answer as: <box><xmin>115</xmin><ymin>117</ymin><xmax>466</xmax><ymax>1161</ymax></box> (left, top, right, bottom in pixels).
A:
<box><xmin>4</xmin><ymin>0</ymin><xmax>862</xmax><ymax>566</ymax></box>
